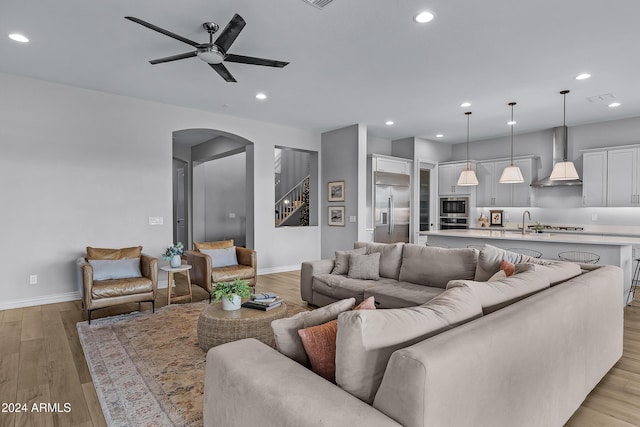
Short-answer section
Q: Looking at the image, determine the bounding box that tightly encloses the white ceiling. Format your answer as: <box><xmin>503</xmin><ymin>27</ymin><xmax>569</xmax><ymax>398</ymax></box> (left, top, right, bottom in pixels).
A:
<box><xmin>2</xmin><ymin>0</ymin><xmax>640</xmax><ymax>144</ymax></box>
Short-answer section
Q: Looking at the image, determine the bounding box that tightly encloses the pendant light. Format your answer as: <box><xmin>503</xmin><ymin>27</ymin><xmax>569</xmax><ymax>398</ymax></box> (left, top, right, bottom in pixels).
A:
<box><xmin>550</xmin><ymin>90</ymin><xmax>580</xmax><ymax>180</ymax></box>
<box><xmin>499</xmin><ymin>102</ymin><xmax>524</xmax><ymax>183</ymax></box>
<box><xmin>457</xmin><ymin>111</ymin><xmax>479</xmax><ymax>186</ymax></box>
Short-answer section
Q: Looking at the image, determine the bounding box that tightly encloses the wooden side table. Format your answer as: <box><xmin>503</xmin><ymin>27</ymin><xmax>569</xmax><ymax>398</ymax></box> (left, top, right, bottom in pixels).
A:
<box><xmin>160</xmin><ymin>265</ymin><xmax>193</xmax><ymax>305</ymax></box>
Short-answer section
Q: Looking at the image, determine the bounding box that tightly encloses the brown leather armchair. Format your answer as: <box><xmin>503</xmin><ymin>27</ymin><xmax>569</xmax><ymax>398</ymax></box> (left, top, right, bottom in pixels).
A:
<box><xmin>78</xmin><ymin>246</ymin><xmax>158</xmax><ymax>323</ymax></box>
<box><xmin>187</xmin><ymin>240</ymin><xmax>257</xmax><ymax>300</ymax></box>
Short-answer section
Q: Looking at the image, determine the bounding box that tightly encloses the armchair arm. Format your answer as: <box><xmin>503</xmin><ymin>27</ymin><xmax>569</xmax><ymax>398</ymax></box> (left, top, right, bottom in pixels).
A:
<box><xmin>77</xmin><ymin>257</ymin><xmax>94</xmax><ymax>310</ymax></box>
<box><xmin>236</xmin><ymin>247</ymin><xmax>256</xmax><ymax>269</ymax></box>
<box><xmin>187</xmin><ymin>250</ymin><xmax>212</xmax><ymax>293</ymax></box>
<box><xmin>140</xmin><ymin>254</ymin><xmax>158</xmax><ymax>298</ymax></box>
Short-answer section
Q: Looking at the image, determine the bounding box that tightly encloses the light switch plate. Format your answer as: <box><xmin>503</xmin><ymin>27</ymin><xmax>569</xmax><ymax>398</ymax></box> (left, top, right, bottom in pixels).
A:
<box><xmin>149</xmin><ymin>217</ymin><xmax>163</xmax><ymax>225</ymax></box>
<box><xmin>229</xmin><ymin>212</ymin><xmax>236</xmax><ymax>218</ymax></box>
<box><xmin>591</xmin><ymin>213</ymin><xmax>598</xmax><ymax>221</ymax></box>
<box><xmin>349</xmin><ymin>216</ymin><xmax>357</xmax><ymax>223</ymax></box>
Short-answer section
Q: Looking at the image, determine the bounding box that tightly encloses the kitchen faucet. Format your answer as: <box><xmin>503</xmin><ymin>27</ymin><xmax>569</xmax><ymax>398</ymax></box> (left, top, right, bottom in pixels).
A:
<box><xmin>522</xmin><ymin>210</ymin><xmax>531</xmax><ymax>236</ymax></box>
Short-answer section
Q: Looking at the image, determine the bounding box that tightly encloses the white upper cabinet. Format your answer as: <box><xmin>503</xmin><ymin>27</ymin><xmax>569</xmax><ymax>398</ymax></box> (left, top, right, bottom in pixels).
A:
<box><xmin>582</xmin><ymin>150</ymin><xmax>607</xmax><ymax>207</ymax></box>
<box><xmin>438</xmin><ymin>162</ymin><xmax>473</xmax><ymax>195</ymax></box>
<box><xmin>374</xmin><ymin>156</ymin><xmax>412</xmax><ymax>175</ymax></box>
<box><xmin>476</xmin><ymin>157</ymin><xmax>536</xmax><ymax>207</ymax></box>
<box><xmin>607</xmin><ymin>147</ymin><xmax>640</xmax><ymax>207</ymax></box>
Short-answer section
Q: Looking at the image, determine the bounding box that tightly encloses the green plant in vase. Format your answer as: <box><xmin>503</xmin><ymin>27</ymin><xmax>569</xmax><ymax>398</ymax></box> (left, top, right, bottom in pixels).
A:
<box><xmin>211</xmin><ymin>278</ymin><xmax>252</xmax><ymax>311</ymax></box>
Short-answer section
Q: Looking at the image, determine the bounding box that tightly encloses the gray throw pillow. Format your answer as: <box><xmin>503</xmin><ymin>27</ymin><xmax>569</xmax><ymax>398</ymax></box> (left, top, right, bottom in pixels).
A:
<box><xmin>89</xmin><ymin>258</ymin><xmax>142</xmax><ymax>281</ymax></box>
<box><xmin>200</xmin><ymin>247</ymin><xmax>238</xmax><ymax>268</ymax></box>
<box><xmin>331</xmin><ymin>247</ymin><xmax>368</xmax><ymax>275</ymax></box>
<box><xmin>347</xmin><ymin>253</ymin><xmax>381</xmax><ymax>280</ymax></box>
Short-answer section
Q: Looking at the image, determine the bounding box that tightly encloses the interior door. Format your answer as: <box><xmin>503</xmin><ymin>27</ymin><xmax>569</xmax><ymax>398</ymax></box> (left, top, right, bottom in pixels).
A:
<box><xmin>174</xmin><ymin>161</ymin><xmax>188</xmax><ymax>245</ymax></box>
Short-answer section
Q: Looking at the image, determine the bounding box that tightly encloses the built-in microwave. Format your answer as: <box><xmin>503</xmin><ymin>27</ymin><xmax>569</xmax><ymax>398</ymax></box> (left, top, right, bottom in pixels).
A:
<box><xmin>440</xmin><ymin>197</ymin><xmax>469</xmax><ymax>217</ymax></box>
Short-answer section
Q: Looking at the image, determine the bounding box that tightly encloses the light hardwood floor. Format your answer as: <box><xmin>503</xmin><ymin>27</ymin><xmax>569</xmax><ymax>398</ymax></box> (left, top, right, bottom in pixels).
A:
<box><xmin>0</xmin><ymin>271</ymin><xmax>638</xmax><ymax>427</ymax></box>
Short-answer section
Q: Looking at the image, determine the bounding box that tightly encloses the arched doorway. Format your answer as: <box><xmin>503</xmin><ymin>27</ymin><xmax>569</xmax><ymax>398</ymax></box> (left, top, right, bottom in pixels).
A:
<box><xmin>172</xmin><ymin>128</ymin><xmax>255</xmax><ymax>250</ymax></box>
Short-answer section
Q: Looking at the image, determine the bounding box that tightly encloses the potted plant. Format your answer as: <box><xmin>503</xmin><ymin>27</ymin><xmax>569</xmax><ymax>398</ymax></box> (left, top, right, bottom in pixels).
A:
<box><xmin>212</xmin><ymin>278</ymin><xmax>252</xmax><ymax>311</ymax></box>
<box><xmin>163</xmin><ymin>242</ymin><xmax>184</xmax><ymax>267</ymax></box>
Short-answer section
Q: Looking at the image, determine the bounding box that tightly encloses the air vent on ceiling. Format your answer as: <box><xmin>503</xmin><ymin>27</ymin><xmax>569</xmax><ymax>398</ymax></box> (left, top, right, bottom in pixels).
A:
<box><xmin>302</xmin><ymin>0</ymin><xmax>335</xmax><ymax>9</ymax></box>
<box><xmin>586</xmin><ymin>93</ymin><xmax>616</xmax><ymax>103</ymax></box>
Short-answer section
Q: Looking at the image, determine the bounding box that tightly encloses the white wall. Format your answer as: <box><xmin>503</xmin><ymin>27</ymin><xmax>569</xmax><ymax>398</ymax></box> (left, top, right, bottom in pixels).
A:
<box><xmin>0</xmin><ymin>72</ymin><xmax>321</xmax><ymax>309</ymax></box>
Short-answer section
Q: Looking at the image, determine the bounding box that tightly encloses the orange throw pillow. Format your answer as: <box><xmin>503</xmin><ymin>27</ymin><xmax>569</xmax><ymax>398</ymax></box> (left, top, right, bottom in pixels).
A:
<box><xmin>298</xmin><ymin>297</ymin><xmax>376</xmax><ymax>382</ymax></box>
<box><xmin>500</xmin><ymin>259</ymin><xmax>516</xmax><ymax>277</ymax></box>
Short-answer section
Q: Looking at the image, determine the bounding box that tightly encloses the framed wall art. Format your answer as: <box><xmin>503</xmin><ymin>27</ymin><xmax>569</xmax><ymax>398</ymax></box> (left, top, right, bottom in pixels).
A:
<box><xmin>328</xmin><ymin>181</ymin><xmax>345</xmax><ymax>202</ymax></box>
<box><xmin>328</xmin><ymin>206</ymin><xmax>345</xmax><ymax>226</ymax></box>
<box><xmin>490</xmin><ymin>209</ymin><xmax>504</xmax><ymax>226</ymax></box>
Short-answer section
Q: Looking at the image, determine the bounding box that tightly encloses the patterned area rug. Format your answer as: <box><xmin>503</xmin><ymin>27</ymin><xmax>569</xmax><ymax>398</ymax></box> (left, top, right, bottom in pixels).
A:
<box><xmin>77</xmin><ymin>301</ymin><xmax>307</xmax><ymax>426</ymax></box>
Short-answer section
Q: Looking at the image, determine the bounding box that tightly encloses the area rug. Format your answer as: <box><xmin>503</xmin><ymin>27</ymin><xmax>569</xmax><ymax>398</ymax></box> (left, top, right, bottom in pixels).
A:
<box><xmin>77</xmin><ymin>301</ymin><xmax>307</xmax><ymax>427</ymax></box>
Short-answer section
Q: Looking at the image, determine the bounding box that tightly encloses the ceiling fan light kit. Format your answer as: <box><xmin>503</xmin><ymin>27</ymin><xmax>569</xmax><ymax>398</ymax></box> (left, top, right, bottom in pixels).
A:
<box><xmin>124</xmin><ymin>14</ymin><xmax>289</xmax><ymax>82</ymax></box>
<box><xmin>499</xmin><ymin>102</ymin><xmax>525</xmax><ymax>184</ymax></box>
<box><xmin>458</xmin><ymin>111</ymin><xmax>479</xmax><ymax>186</ymax></box>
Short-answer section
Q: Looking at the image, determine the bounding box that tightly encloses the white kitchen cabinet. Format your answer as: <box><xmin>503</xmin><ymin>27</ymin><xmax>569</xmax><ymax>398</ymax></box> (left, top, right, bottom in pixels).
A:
<box><xmin>438</xmin><ymin>162</ymin><xmax>473</xmax><ymax>195</ymax></box>
<box><xmin>582</xmin><ymin>150</ymin><xmax>608</xmax><ymax>207</ymax></box>
<box><xmin>476</xmin><ymin>157</ymin><xmax>536</xmax><ymax>207</ymax></box>
<box><xmin>374</xmin><ymin>156</ymin><xmax>412</xmax><ymax>175</ymax></box>
<box><xmin>607</xmin><ymin>147</ymin><xmax>640</xmax><ymax>207</ymax></box>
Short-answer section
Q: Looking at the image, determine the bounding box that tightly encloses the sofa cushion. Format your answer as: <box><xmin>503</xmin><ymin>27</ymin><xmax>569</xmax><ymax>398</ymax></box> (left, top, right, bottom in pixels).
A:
<box><xmin>353</xmin><ymin>242</ymin><xmax>404</xmax><ymax>280</ymax></box>
<box><xmin>194</xmin><ymin>240</ymin><xmax>234</xmax><ymax>250</ymax></box>
<box><xmin>313</xmin><ymin>274</ymin><xmax>389</xmax><ymax>302</ymax></box>
<box><xmin>335</xmin><ymin>286</ymin><xmax>482</xmax><ymax>403</ymax></box>
<box><xmin>91</xmin><ymin>276</ymin><xmax>153</xmax><ymax>299</ymax></box>
<box><xmin>534</xmin><ymin>261</ymin><xmax>583</xmax><ymax>286</ymax></box>
<box><xmin>200</xmin><ymin>247</ymin><xmax>238</xmax><ymax>268</ymax></box>
<box><xmin>447</xmin><ymin>269</ymin><xmax>550</xmax><ymax>314</ymax></box>
<box><xmin>398</xmin><ymin>244</ymin><xmax>478</xmax><ymax>289</ymax></box>
<box><xmin>365</xmin><ymin>282</ymin><xmax>444</xmax><ymax>308</ymax></box>
<box><xmin>271</xmin><ymin>298</ymin><xmax>355</xmax><ymax>366</ymax></box>
<box><xmin>347</xmin><ymin>253</ymin><xmax>380</xmax><ymax>280</ymax></box>
<box><xmin>210</xmin><ymin>265</ymin><xmax>255</xmax><ymax>283</ymax></box>
<box><xmin>89</xmin><ymin>258</ymin><xmax>142</xmax><ymax>281</ymax></box>
<box><xmin>332</xmin><ymin>247</ymin><xmax>367</xmax><ymax>275</ymax></box>
<box><xmin>86</xmin><ymin>246</ymin><xmax>142</xmax><ymax>260</ymax></box>
<box><xmin>297</xmin><ymin>297</ymin><xmax>376</xmax><ymax>383</ymax></box>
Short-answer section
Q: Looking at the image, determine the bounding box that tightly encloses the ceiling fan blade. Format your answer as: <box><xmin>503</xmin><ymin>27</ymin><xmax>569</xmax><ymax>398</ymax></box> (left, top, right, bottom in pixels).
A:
<box><xmin>225</xmin><ymin>54</ymin><xmax>289</xmax><ymax>68</ymax></box>
<box><xmin>214</xmin><ymin>14</ymin><xmax>246</xmax><ymax>53</ymax></box>
<box><xmin>209</xmin><ymin>63</ymin><xmax>237</xmax><ymax>82</ymax></box>
<box><xmin>149</xmin><ymin>51</ymin><xmax>197</xmax><ymax>64</ymax></box>
<box><xmin>125</xmin><ymin>16</ymin><xmax>200</xmax><ymax>47</ymax></box>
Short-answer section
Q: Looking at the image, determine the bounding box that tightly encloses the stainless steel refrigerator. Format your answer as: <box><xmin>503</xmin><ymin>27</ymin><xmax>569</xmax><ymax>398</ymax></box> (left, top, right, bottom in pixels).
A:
<box><xmin>374</xmin><ymin>171</ymin><xmax>410</xmax><ymax>243</ymax></box>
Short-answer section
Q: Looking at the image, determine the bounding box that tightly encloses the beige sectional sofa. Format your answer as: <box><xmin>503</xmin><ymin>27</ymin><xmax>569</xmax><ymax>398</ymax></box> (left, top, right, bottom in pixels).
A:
<box><xmin>204</xmin><ymin>243</ymin><xmax>623</xmax><ymax>427</ymax></box>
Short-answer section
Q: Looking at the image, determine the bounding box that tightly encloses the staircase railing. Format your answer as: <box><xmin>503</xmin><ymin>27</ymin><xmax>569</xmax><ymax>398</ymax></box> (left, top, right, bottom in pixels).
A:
<box><xmin>275</xmin><ymin>175</ymin><xmax>310</xmax><ymax>226</ymax></box>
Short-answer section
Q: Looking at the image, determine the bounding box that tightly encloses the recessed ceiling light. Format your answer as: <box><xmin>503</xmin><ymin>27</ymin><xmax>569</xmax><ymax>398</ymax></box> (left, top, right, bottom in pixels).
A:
<box><xmin>255</xmin><ymin>93</ymin><xmax>267</xmax><ymax>100</ymax></box>
<box><xmin>436</xmin><ymin>134</ymin><xmax>444</xmax><ymax>138</ymax></box>
<box><xmin>385</xmin><ymin>120</ymin><xmax>394</xmax><ymax>126</ymax></box>
<box><xmin>608</xmin><ymin>102</ymin><xmax>621</xmax><ymax>108</ymax></box>
<box><xmin>414</xmin><ymin>11</ymin><xmax>435</xmax><ymax>24</ymax></box>
<box><xmin>576</xmin><ymin>73</ymin><xmax>591</xmax><ymax>80</ymax></box>
<box><xmin>460</xmin><ymin>102</ymin><xmax>471</xmax><ymax>108</ymax></box>
<box><xmin>507</xmin><ymin>121</ymin><xmax>516</xmax><ymax>125</ymax></box>
<box><xmin>9</xmin><ymin>33</ymin><xmax>29</xmax><ymax>43</ymax></box>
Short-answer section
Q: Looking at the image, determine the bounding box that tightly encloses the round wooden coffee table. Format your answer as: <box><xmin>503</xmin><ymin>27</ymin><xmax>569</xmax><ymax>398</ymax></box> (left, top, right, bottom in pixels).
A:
<box><xmin>197</xmin><ymin>302</ymin><xmax>288</xmax><ymax>352</ymax></box>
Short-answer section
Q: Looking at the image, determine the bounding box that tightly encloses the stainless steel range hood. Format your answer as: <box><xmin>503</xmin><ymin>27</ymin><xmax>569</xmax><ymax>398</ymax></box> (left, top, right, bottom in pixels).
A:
<box><xmin>530</xmin><ymin>126</ymin><xmax>583</xmax><ymax>187</ymax></box>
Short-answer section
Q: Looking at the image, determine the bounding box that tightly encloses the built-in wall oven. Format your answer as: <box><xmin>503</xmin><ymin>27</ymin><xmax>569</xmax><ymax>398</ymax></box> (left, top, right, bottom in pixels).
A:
<box><xmin>439</xmin><ymin>196</ymin><xmax>470</xmax><ymax>230</ymax></box>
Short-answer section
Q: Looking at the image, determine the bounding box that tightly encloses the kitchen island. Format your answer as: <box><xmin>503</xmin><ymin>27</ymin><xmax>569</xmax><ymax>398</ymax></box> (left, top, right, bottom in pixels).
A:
<box><xmin>422</xmin><ymin>229</ymin><xmax>640</xmax><ymax>304</ymax></box>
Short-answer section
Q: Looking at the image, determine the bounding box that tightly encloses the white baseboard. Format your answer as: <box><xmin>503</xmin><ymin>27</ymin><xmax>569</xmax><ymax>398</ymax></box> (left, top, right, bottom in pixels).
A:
<box><xmin>0</xmin><ymin>291</ymin><xmax>82</xmax><ymax>311</ymax></box>
<box><xmin>258</xmin><ymin>265</ymin><xmax>300</xmax><ymax>275</ymax></box>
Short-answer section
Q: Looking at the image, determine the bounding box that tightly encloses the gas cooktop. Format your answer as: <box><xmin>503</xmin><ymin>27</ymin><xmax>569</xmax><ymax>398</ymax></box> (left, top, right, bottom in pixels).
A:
<box><xmin>526</xmin><ymin>224</ymin><xmax>584</xmax><ymax>231</ymax></box>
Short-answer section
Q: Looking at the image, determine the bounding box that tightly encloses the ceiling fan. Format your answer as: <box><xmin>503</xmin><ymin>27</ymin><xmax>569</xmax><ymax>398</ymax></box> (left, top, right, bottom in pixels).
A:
<box><xmin>125</xmin><ymin>14</ymin><xmax>289</xmax><ymax>82</ymax></box>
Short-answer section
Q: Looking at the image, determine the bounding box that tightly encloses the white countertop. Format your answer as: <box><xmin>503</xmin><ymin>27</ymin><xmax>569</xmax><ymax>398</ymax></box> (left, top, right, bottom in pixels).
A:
<box><xmin>423</xmin><ymin>229</ymin><xmax>640</xmax><ymax>246</ymax></box>
<box><xmin>468</xmin><ymin>223</ymin><xmax>640</xmax><ymax>237</ymax></box>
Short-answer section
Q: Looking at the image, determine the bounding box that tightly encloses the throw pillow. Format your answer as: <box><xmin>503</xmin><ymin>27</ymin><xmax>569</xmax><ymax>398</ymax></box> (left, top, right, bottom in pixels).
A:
<box><xmin>347</xmin><ymin>253</ymin><xmax>381</xmax><ymax>280</ymax></box>
<box><xmin>297</xmin><ymin>296</ymin><xmax>376</xmax><ymax>383</ymax></box>
<box><xmin>353</xmin><ymin>242</ymin><xmax>404</xmax><ymax>280</ymax></box>
<box><xmin>89</xmin><ymin>258</ymin><xmax>142</xmax><ymax>281</ymax></box>
<box><xmin>200</xmin><ymin>247</ymin><xmax>238</xmax><ymax>268</ymax></box>
<box><xmin>475</xmin><ymin>244</ymin><xmax>523</xmax><ymax>281</ymax></box>
<box><xmin>331</xmin><ymin>247</ymin><xmax>367</xmax><ymax>275</ymax></box>
<box><xmin>86</xmin><ymin>246</ymin><xmax>142</xmax><ymax>260</ymax></box>
<box><xmin>271</xmin><ymin>298</ymin><xmax>356</xmax><ymax>366</ymax></box>
<box><xmin>500</xmin><ymin>259</ymin><xmax>516</xmax><ymax>276</ymax></box>
<box><xmin>194</xmin><ymin>240</ymin><xmax>234</xmax><ymax>250</ymax></box>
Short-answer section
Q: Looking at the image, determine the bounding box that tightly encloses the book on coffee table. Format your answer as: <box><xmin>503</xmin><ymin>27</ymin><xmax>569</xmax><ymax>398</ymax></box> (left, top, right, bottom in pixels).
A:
<box><xmin>252</xmin><ymin>292</ymin><xmax>278</xmax><ymax>301</ymax></box>
<box><xmin>242</xmin><ymin>299</ymin><xmax>284</xmax><ymax>311</ymax></box>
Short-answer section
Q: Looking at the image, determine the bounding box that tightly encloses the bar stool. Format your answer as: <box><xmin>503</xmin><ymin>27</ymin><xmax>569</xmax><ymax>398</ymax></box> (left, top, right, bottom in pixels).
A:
<box><xmin>558</xmin><ymin>251</ymin><xmax>600</xmax><ymax>264</ymax></box>
<box><xmin>626</xmin><ymin>258</ymin><xmax>640</xmax><ymax>306</ymax></box>
<box><xmin>507</xmin><ymin>248</ymin><xmax>543</xmax><ymax>259</ymax></box>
